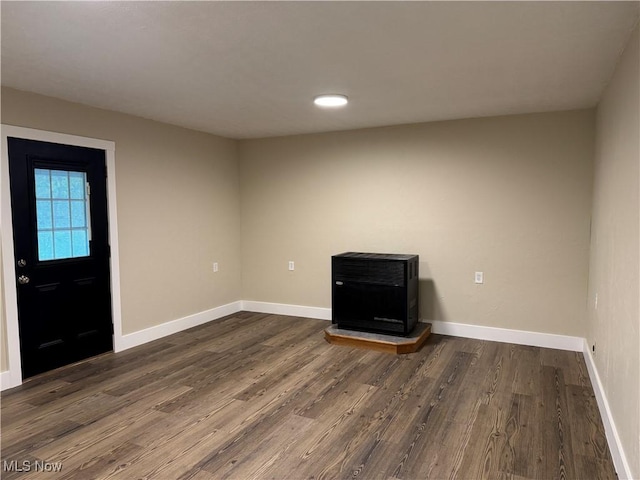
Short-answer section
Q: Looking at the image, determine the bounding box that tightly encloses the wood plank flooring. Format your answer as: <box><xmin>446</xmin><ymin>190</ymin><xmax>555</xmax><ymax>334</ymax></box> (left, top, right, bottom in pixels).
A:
<box><xmin>1</xmin><ymin>312</ymin><xmax>616</xmax><ymax>479</ymax></box>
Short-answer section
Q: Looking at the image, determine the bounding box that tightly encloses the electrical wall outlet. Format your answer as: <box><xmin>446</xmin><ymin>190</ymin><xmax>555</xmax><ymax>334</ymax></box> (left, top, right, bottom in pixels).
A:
<box><xmin>288</xmin><ymin>261</ymin><xmax>295</xmax><ymax>271</ymax></box>
<box><xmin>474</xmin><ymin>271</ymin><xmax>484</xmax><ymax>284</ymax></box>
<box><xmin>213</xmin><ymin>262</ymin><xmax>219</xmax><ymax>273</ymax></box>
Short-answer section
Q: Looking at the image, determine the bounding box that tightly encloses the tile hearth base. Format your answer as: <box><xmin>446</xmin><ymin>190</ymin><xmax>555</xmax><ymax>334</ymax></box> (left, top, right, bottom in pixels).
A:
<box><xmin>324</xmin><ymin>322</ymin><xmax>431</xmax><ymax>354</ymax></box>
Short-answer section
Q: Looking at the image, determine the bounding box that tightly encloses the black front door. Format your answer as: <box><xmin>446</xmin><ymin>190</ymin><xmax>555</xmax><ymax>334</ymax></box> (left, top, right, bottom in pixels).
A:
<box><xmin>8</xmin><ymin>137</ymin><xmax>113</xmax><ymax>379</ymax></box>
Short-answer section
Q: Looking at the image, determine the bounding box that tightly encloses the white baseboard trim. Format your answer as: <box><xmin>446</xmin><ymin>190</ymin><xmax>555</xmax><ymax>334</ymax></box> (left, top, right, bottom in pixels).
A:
<box><xmin>582</xmin><ymin>339</ymin><xmax>632</xmax><ymax>480</ymax></box>
<box><xmin>241</xmin><ymin>300</ymin><xmax>331</xmax><ymax>321</ymax></box>
<box><xmin>429</xmin><ymin>320</ymin><xmax>584</xmax><ymax>351</ymax></box>
<box><xmin>0</xmin><ymin>369</ymin><xmax>21</xmax><ymax>391</ymax></box>
<box><xmin>115</xmin><ymin>301</ymin><xmax>242</xmax><ymax>352</ymax></box>
<box><xmin>236</xmin><ymin>304</ymin><xmax>583</xmax><ymax>352</ymax></box>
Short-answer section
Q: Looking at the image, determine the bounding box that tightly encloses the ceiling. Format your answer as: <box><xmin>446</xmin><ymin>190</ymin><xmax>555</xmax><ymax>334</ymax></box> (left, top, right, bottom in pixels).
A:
<box><xmin>2</xmin><ymin>1</ymin><xmax>639</xmax><ymax>139</ymax></box>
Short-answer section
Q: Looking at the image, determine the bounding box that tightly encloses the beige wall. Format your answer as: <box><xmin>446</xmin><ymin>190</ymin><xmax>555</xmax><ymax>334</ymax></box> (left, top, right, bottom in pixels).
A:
<box><xmin>0</xmin><ymin>91</ymin><xmax>597</xmax><ymax>379</ymax></box>
<box><xmin>1</xmin><ymin>88</ymin><xmax>242</xmax><ymax>348</ymax></box>
<box><xmin>0</xmin><ymin>244</ymin><xmax>7</xmax><ymax>372</ymax></box>
<box><xmin>239</xmin><ymin>110</ymin><xmax>595</xmax><ymax>336</ymax></box>
<box><xmin>588</xmin><ymin>25</ymin><xmax>639</xmax><ymax>479</ymax></box>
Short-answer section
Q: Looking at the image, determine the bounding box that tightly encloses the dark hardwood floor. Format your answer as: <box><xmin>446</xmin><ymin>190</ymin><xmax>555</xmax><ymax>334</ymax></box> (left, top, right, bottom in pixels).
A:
<box><xmin>1</xmin><ymin>312</ymin><xmax>616</xmax><ymax>479</ymax></box>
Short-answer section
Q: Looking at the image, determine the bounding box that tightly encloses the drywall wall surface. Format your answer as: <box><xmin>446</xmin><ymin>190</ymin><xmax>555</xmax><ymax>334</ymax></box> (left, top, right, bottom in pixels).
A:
<box><xmin>0</xmin><ymin>244</ymin><xmax>7</xmax><ymax>372</ymax></box>
<box><xmin>239</xmin><ymin>110</ymin><xmax>595</xmax><ymax>337</ymax></box>
<box><xmin>589</xmin><ymin>25</ymin><xmax>639</xmax><ymax>479</ymax></box>
<box><xmin>1</xmin><ymin>87</ymin><xmax>242</xmax><ymax>336</ymax></box>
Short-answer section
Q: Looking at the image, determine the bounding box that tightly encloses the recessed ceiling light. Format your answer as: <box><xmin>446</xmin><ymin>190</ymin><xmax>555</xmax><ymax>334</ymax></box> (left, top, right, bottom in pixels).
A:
<box><xmin>314</xmin><ymin>94</ymin><xmax>348</xmax><ymax>107</ymax></box>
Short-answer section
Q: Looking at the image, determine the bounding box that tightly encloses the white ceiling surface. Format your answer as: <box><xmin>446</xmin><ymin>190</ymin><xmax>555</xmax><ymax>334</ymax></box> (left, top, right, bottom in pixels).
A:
<box><xmin>2</xmin><ymin>2</ymin><xmax>639</xmax><ymax>139</ymax></box>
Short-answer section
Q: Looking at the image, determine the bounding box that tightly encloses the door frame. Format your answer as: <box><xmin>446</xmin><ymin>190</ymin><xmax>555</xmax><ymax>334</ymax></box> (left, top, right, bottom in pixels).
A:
<box><xmin>1</xmin><ymin>125</ymin><xmax>123</xmax><ymax>389</ymax></box>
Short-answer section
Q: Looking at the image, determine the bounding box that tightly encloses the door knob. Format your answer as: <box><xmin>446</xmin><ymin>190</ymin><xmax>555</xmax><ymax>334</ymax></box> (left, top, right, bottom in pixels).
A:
<box><xmin>18</xmin><ymin>275</ymin><xmax>30</xmax><ymax>285</ymax></box>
